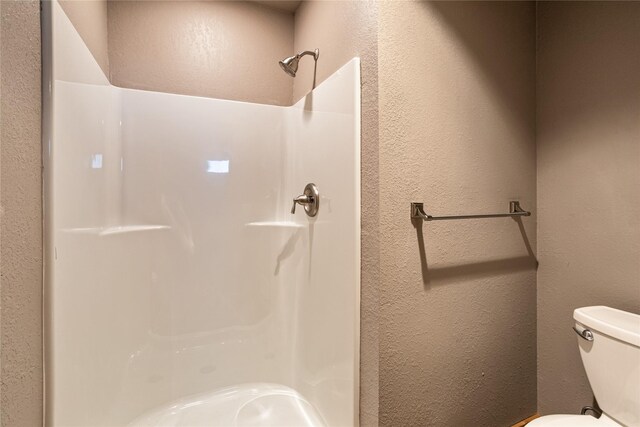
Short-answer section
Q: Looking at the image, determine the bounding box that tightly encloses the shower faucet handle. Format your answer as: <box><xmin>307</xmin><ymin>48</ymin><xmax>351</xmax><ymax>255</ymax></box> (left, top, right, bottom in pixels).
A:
<box><xmin>291</xmin><ymin>195</ymin><xmax>311</xmax><ymax>214</ymax></box>
<box><xmin>291</xmin><ymin>183</ymin><xmax>319</xmax><ymax>217</ymax></box>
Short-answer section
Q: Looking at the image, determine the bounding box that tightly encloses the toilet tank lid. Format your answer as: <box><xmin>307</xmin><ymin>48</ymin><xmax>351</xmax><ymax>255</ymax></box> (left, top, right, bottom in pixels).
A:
<box><xmin>574</xmin><ymin>306</ymin><xmax>640</xmax><ymax>348</ymax></box>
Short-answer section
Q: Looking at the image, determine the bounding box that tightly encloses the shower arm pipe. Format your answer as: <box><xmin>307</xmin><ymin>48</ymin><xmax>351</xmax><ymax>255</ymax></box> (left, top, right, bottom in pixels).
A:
<box><xmin>298</xmin><ymin>49</ymin><xmax>319</xmax><ymax>60</ymax></box>
<box><xmin>411</xmin><ymin>201</ymin><xmax>531</xmax><ymax>221</ymax></box>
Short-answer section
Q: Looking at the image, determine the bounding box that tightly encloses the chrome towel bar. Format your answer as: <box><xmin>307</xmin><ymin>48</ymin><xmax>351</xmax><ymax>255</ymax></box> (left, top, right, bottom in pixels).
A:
<box><xmin>411</xmin><ymin>201</ymin><xmax>531</xmax><ymax>222</ymax></box>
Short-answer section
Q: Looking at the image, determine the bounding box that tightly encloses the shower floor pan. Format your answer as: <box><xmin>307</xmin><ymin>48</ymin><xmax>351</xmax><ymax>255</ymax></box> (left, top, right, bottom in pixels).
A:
<box><xmin>129</xmin><ymin>383</ymin><xmax>326</xmax><ymax>427</ymax></box>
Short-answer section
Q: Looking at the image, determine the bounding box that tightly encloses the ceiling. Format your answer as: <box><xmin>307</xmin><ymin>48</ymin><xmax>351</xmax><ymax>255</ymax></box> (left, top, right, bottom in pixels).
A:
<box><xmin>251</xmin><ymin>0</ymin><xmax>302</xmax><ymax>13</ymax></box>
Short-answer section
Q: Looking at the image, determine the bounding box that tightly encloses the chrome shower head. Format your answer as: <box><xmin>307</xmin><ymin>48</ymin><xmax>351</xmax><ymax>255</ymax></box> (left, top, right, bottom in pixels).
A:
<box><xmin>279</xmin><ymin>49</ymin><xmax>319</xmax><ymax>77</ymax></box>
<box><xmin>279</xmin><ymin>55</ymin><xmax>300</xmax><ymax>77</ymax></box>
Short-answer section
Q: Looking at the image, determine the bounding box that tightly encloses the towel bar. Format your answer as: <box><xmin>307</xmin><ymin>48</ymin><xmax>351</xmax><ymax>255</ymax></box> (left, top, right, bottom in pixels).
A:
<box><xmin>411</xmin><ymin>201</ymin><xmax>531</xmax><ymax>222</ymax></box>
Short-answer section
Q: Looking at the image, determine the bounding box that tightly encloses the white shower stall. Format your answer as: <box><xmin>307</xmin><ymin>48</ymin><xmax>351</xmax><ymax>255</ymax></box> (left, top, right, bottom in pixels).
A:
<box><xmin>42</xmin><ymin>2</ymin><xmax>360</xmax><ymax>426</ymax></box>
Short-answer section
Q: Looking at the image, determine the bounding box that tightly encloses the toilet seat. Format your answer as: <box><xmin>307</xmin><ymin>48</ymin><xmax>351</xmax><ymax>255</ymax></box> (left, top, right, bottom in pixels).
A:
<box><xmin>527</xmin><ymin>414</ymin><xmax>620</xmax><ymax>427</ymax></box>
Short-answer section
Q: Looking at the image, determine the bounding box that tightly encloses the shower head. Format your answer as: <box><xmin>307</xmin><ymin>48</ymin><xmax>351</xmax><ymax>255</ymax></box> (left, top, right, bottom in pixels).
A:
<box><xmin>279</xmin><ymin>49</ymin><xmax>319</xmax><ymax>77</ymax></box>
<box><xmin>279</xmin><ymin>55</ymin><xmax>300</xmax><ymax>77</ymax></box>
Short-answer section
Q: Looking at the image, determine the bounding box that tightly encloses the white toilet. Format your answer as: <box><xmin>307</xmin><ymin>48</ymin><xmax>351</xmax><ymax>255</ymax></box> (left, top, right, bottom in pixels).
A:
<box><xmin>529</xmin><ymin>306</ymin><xmax>640</xmax><ymax>426</ymax></box>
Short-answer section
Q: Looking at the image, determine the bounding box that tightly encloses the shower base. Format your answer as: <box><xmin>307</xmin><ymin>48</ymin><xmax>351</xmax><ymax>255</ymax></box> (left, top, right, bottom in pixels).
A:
<box><xmin>129</xmin><ymin>383</ymin><xmax>326</xmax><ymax>427</ymax></box>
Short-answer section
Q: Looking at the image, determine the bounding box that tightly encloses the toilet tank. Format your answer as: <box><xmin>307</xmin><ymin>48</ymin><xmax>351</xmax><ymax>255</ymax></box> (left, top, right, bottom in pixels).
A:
<box><xmin>574</xmin><ymin>306</ymin><xmax>640</xmax><ymax>426</ymax></box>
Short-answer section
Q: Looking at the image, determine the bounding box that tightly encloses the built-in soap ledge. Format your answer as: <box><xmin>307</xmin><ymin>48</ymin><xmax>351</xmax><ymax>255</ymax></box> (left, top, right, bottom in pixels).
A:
<box><xmin>245</xmin><ymin>221</ymin><xmax>304</xmax><ymax>229</ymax></box>
<box><xmin>62</xmin><ymin>225</ymin><xmax>170</xmax><ymax>236</ymax></box>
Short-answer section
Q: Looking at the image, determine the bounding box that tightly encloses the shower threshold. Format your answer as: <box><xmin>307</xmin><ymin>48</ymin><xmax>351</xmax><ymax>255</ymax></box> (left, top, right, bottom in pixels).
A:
<box><xmin>129</xmin><ymin>383</ymin><xmax>327</xmax><ymax>427</ymax></box>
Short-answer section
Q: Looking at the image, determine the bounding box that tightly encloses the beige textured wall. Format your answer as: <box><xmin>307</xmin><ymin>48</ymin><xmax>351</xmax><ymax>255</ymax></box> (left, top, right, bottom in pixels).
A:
<box><xmin>59</xmin><ymin>0</ymin><xmax>109</xmax><ymax>77</ymax></box>
<box><xmin>379</xmin><ymin>2</ymin><xmax>537</xmax><ymax>426</ymax></box>
<box><xmin>293</xmin><ymin>2</ymin><xmax>379</xmax><ymax>425</ymax></box>
<box><xmin>107</xmin><ymin>1</ymin><xmax>294</xmax><ymax>106</ymax></box>
<box><xmin>536</xmin><ymin>1</ymin><xmax>640</xmax><ymax>416</ymax></box>
<box><xmin>0</xmin><ymin>1</ymin><xmax>43</xmax><ymax>426</ymax></box>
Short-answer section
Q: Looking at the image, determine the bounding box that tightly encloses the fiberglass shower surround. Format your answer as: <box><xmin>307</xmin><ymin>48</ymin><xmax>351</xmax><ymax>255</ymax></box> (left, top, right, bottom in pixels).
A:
<box><xmin>43</xmin><ymin>2</ymin><xmax>360</xmax><ymax>426</ymax></box>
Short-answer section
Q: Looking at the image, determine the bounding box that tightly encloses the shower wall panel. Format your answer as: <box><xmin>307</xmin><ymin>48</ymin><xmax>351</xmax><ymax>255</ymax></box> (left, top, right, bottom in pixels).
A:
<box><xmin>118</xmin><ymin>89</ymin><xmax>291</xmax><ymax>403</ymax></box>
<box><xmin>45</xmin><ymin>2</ymin><xmax>360</xmax><ymax>426</ymax></box>
<box><xmin>286</xmin><ymin>60</ymin><xmax>361</xmax><ymax>427</ymax></box>
<box><xmin>46</xmin><ymin>3</ymin><xmax>125</xmax><ymax>424</ymax></box>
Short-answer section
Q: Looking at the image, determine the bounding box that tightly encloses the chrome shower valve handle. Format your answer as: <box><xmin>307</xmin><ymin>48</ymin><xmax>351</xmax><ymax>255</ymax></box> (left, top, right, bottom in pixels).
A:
<box><xmin>291</xmin><ymin>195</ymin><xmax>312</xmax><ymax>213</ymax></box>
<box><xmin>291</xmin><ymin>183</ymin><xmax>319</xmax><ymax>217</ymax></box>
